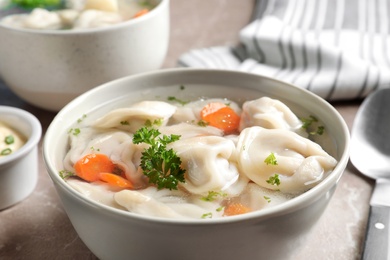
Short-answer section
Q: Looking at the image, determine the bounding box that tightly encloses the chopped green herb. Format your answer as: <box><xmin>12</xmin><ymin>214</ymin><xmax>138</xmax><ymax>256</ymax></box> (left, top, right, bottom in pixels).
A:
<box><xmin>77</xmin><ymin>114</ymin><xmax>87</xmax><ymax>123</ymax></box>
<box><xmin>264</xmin><ymin>196</ymin><xmax>271</xmax><ymax>203</ymax></box>
<box><xmin>201</xmin><ymin>212</ymin><xmax>213</xmax><ymax>219</ymax></box>
<box><xmin>264</xmin><ymin>152</ymin><xmax>278</xmax><ymax>165</ymax></box>
<box><xmin>167</xmin><ymin>96</ymin><xmax>189</xmax><ymax>106</ymax></box>
<box><xmin>266</xmin><ymin>174</ymin><xmax>281</xmax><ymax>186</ymax></box>
<box><xmin>68</xmin><ymin>128</ymin><xmax>81</xmax><ymax>136</ymax></box>
<box><xmin>180</xmin><ymin>85</ymin><xmax>185</xmax><ymax>90</ymax></box>
<box><xmin>120</xmin><ymin>121</ymin><xmax>130</xmax><ymax>126</ymax></box>
<box><xmin>315</xmin><ymin>126</ymin><xmax>325</xmax><ymax>135</ymax></box>
<box><xmin>301</xmin><ymin>115</ymin><xmax>318</xmax><ymax>129</ymax></box>
<box><xmin>90</xmin><ymin>146</ymin><xmax>100</xmax><ymax>152</ymax></box>
<box><xmin>1</xmin><ymin>148</ymin><xmax>12</xmax><ymax>156</ymax></box>
<box><xmin>201</xmin><ymin>191</ymin><xmax>227</xmax><ymax>202</ymax></box>
<box><xmin>133</xmin><ymin>126</ymin><xmax>185</xmax><ymax>190</ymax></box>
<box><xmin>5</xmin><ymin>135</ymin><xmax>14</xmax><ymax>145</ymax></box>
<box><xmin>216</xmin><ymin>206</ymin><xmax>225</xmax><ymax>212</ymax></box>
<box><xmin>300</xmin><ymin>115</ymin><xmax>325</xmax><ymax>136</ymax></box>
<box><xmin>59</xmin><ymin>170</ymin><xmax>75</xmax><ymax>179</ymax></box>
<box><xmin>145</xmin><ymin>119</ymin><xmax>163</xmax><ymax>127</ymax></box>
<box><xmin>197</xmin><ymin>120</ymin><xmax>209</xmax><ymax>127</ymax></box>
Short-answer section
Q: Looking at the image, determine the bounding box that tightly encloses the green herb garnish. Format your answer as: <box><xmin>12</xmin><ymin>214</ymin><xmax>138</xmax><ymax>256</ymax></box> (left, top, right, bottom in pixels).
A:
<box><xmin>1</xmin><ymin>148</ymin><xmax>12</xmax><ymax>156</ymax></box>
<box><xmin>264</xmin><ymin>152</ymin><xmax>278</xmax><ymax>165</ymax></box>
<box><xmin>201</xmin><ymin>191</ymin><xmax>227</xmax><ymax>202</ymax></box>
<box><xmin>145</xmin><ymin>119</ymin><xmax>163</xmax><ymax>127</ymax></box>
<box><xmin>77</xmin><ymin>114</ymin><xmax>87</xmax><ymax>123</ymax></box>
<box><xmin>201</xmin><ymin>212</ymin><xmax>213</xmax><ymax>219</ymax></box>
<box><xmin>300</xmin><ymin>115</ymin><xmax>325</xmax><ymax>136</ymax></box>
<box><xmin>68</xmin><ymin>128</ymin><xmax>81</xmax><ymax>136</ymax></box>
<box><xmin>167</xmin><ymin>96</ymin><xmax>189</xmax><ymax>106</ymax></box>
<box><xmin>5</xmin><ymin>135</ymin><xmax>14</xmax><ymax>145</ymax></box>
<box><xmin>59</xmin><ymin>170</ymin><xmax>75</xmax><ymax>179</ymax></box>
<box><xmin>132</xmin><ymin>126</ymin><xmax>185</xmax><ymax>190</ymax></box>
<box><xmin>197</xmin><ymin>120</ymin><xmax>209</xmax><ymax>127</ymax></box>
<box><xmin>266</xmin><ymin>174</ymin><xmax>281</xmax><ymax>186</ymax></box>
<box><xmin>120</xmin><ymin>121</ymin><xmax>130</xmax><ymax>126</ymax></box>
<box><xmin>216</xmin><ymin>206</ymin><xmax>225</xmax><ymax>212</ymax></box>
<box><xmin>264</xmin><ymin>196</ymin><xmax>271</xmax><ymax>203</ymax></box>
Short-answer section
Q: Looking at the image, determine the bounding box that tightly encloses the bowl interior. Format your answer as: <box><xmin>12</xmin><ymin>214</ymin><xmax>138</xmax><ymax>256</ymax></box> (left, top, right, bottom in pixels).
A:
<box><xmin>43</xmin><ymin>68</ymin><xmax>350</xmax><ymax>223</ymax></box>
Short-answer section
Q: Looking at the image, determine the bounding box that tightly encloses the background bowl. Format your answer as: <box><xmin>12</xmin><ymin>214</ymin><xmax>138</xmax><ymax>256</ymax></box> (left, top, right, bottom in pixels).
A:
<box><xmin>43</xmin><ymin>68</ymin><xmax>350</xmax><ymax>260</ymax></box>
<box><xmin>0</xmin><ymin>0</ymin><xmax>169</xmax><ymax>111</ymax></box>
<box><xmin>0</xmin><ymin>106</ymin><xmax>41</xmax><ymax>209</ymax></box>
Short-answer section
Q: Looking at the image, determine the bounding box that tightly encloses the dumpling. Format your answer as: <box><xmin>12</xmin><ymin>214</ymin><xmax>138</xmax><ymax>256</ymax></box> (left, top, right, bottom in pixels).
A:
<box><xmin>239</xmin><ymin>97</ymin><xmax>306</xmax><ymax>136</ymax></box>
<box><xmin>169</xmin><ymin>136</ymin><xmax>249</xmax><ymax>196</ymax></box>
<box><xmin>93</xmin><ymin>101</ymin><xmax>177</xmax><ymax>132</ymax></box>
<box><xmin>228</xmin><ymin>183</ymin><xmax>292</xmax><ymax>211</ymax></box>
<box><xmin>236</xmin><ymin>126</ymin><xmax>337</xmax><ymax>194</ymax></box>
<box><xmin>67</xmin><ymin>178</ymin><xmax>126</xmax><ymax>210</ymax></box>
<box><xmin>114</xmin><ymin>186</ymin><xmax>223</xmax><ymax>219</ymax></box>
<box><xmin>63</xmin><ymin>128</ymin><xmax>148</xmax><ymax>189</ymax></box>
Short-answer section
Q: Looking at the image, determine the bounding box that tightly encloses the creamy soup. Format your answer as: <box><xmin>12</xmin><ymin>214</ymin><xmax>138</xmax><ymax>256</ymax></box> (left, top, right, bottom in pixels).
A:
<box><xmin>0</xmin><ymin>121</ymin><xmax>26</xmax><ymax>158</ymax></box>
<box><xmin>60</xmin><ymin>93</ymin><xmax>337</xmax><ymax>220</ymax></box>
<box><xmin>1</xmin><ymin>0</ymin><xmax>158</xmax><ymax>30</ymax></box>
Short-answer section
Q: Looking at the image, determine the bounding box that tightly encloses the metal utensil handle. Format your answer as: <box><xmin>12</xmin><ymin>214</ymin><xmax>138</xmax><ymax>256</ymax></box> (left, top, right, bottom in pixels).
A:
<box><xmin>362</xmin><ymin>206</ymin><xmax>390</xmax><ymax>260</ymax></box>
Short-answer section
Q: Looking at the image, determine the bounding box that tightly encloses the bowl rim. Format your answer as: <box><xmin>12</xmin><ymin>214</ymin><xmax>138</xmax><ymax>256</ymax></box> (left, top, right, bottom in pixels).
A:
<box><xmin>0</xmin><ymin>0</ymin><xmax>167</xmax><ymax>35</ymax></box>
<box><xmin>43</xmin><ymin>68</ymin><xmax>350</xmax><ymax>225</ymax></box>
<box><xmin>0</xmin><ymin>105</ymin><xmax>42</xmax><ymax>166</ymax></box>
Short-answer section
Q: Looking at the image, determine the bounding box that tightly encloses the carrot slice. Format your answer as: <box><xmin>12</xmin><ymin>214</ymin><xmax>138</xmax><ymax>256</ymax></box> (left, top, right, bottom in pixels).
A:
<box><xmin>74</xmin><ymin>154</ymin><xmax>115</xmax><ymax>182</ymax></box>
<box><xmin>133</xmin><ymin>9</ymin><xmax>149</xmax><ymax>18</ymax></box>
<box><xmin>98</xmin><ymin>172</ymin><xmax>133</xmax><ymax>189</ymax></box>
<box><xmin>223</xmin><ymin>203</ymin><xmax>251</xmax><ymax>216</ymax></box>
<box><xmin>200</xmin><ymin>103</ymin><xmax>240</xmax><ymax>134</ymax></box>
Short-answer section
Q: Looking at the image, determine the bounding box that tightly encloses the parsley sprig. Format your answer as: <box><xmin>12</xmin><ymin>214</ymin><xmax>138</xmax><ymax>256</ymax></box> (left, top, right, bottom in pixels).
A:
<box><xmin>133</xmin><ymin>126</ymin><xmax>186</xmax><ymax>190</ymax></box>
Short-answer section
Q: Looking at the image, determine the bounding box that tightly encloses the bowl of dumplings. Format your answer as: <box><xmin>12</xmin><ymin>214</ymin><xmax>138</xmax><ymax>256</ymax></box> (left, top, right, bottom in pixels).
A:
<box><xmin>0</xmin><ymin>0</ymin><xmax>169</xmax><ymax>111</ymax></box>
<box><xmin>43</xmin><ymin>68</ymin><xmax>350</xmax><ymax>260</ymax></box>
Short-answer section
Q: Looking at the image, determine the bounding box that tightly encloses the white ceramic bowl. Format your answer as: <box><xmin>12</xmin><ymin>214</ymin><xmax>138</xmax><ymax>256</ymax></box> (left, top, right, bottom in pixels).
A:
<box><xmin>0</xmin><ymin>106</ymin><xmax>41</xmax><ymax>209</ymax></box>
<box><xmin>0</xmin><ymin>0</ymin><xmax>169</xmax><ymax>111</ymax></box>
<box><xmin>43</xmin><ymin>69</ymin><xmax>350</xmax><ymax>260</ymax></box>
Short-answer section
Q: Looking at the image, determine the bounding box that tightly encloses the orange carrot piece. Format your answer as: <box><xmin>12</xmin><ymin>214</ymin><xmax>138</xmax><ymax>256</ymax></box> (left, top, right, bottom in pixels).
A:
<box><xmin>133</xmin><ymin>9</ymin><xmax>149</xmax><ymax>18</ymax></box>
<box><xmin>98</xmin><ymin>172</ymin><xmax>133</xmax><ymax>189</ymax></box>
<box><xmin>200</xmin><ymin>102</ymin><xmax>226</xmax><ymax>118</ymax></box>
<box><xmin>74</xmin><ymin>154</ymin><xmax>115</xmax><ymax>182</ymax></box>
<box><xmin>200</xmin><ymin>103</ymin><xmax>240</xmax><ymax>134</ymax></box>
<box><xmin>223</xmin><ymin>203</ymin><xmax>251</xmax><ymax>216</ymax></box>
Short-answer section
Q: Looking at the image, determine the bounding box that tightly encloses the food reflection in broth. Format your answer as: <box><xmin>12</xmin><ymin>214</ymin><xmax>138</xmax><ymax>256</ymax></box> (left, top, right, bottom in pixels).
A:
<box><xmin>60</xmin><ymin>92</ymin><xmax>337</xmax><ymax>220</ymax></box>
<box><xmin>1</xmin><ymin>0</ymin><xmax>159</xmax><ymax>30</ymax></box>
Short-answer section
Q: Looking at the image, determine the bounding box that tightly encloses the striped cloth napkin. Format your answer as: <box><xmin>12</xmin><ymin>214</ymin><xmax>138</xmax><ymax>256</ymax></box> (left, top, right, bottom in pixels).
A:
<box><xmin>178</xmin><ymin>0</ymin><xmax>390</xmax><ymax>101</ymax></box>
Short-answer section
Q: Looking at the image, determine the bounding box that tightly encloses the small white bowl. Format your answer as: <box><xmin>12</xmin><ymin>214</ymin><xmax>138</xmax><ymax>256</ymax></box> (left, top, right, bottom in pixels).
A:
<box><xmin>0</xmin><ymin>106</ymin><xmax>41</xmax><ymax>210</ymax></box>
<box><xmin>0</xmin><ymin>0</ymin><xmax>169</xmax><ymax>111</ymax></box>
<box><xmin>43</xmin><ymin>68</ymin><xmax>350</xmax><ymax>260</ymax></box>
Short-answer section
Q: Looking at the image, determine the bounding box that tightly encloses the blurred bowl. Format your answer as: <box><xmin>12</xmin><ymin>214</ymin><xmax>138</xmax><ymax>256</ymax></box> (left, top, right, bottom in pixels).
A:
<box><xmin>0</xmin><ymin>0</ymin><xmax>169</xmax><ymax>111</ymax></box>
<box><xmin>43</xmin><ymin>68</ymin><xmax>350</xmax><ymax>260</ymax></box>
<box><xmin>0</xmin><ymin>106</ymin><xmax>41</xmax><ymax>209</ymax></box>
